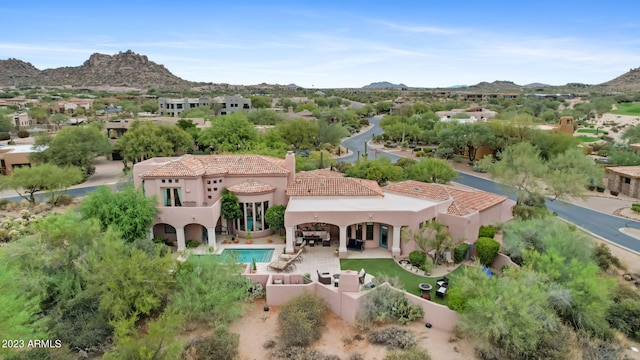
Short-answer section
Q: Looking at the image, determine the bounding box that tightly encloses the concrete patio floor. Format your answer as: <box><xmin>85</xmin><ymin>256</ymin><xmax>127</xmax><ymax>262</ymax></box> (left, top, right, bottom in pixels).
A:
<box><xmin>180</xmin><ymin>233</ymin><xmax>457</xmax><ymax>282</ymax></box>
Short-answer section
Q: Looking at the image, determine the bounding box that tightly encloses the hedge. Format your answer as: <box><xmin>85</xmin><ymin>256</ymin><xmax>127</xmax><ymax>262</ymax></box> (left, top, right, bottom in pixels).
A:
<box><xmin>476</xmin><ymin>237</ymin><xmax>500</xmax><ymax>266</ymax></box>
<box><xmin>408</xmin><ymin>250</ymin><xmax>426</xmax><ymax>268</ymax></box>
<box><xmin>454</xmin><ymin>243</ymin><xmax>469</xmax><ymax>263</ymax></box>
<box><xmin>478</xmin><ymin>225</ymin><xmax>496</xmax><ymax>239</ymax></box>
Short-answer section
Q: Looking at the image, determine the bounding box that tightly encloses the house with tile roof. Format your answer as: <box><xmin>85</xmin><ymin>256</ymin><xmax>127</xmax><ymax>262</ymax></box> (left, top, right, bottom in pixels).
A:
<box><xmin>606</xmin><ymin>166</ymin><xmax>640</xmax><ymax>198</ymax></box>
<box><xmin>133</xmin><ymin>152</ymin><xmax>515</xmax><ymax>256</ymax></box>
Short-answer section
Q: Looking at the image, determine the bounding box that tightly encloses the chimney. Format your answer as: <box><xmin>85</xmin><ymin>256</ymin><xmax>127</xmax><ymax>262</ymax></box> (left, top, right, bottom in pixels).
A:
<box><xmin>285</xmin><ymin>151</ymin><xmax>296</xmax><ymax>185</ymax></box>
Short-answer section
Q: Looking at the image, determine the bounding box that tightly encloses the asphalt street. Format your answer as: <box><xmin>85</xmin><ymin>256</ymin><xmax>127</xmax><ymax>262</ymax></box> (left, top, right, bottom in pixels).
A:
<box><xmin>343</xmin><ymin>116</ymin><xmax>640</xmax><ymax>254</ymax></box>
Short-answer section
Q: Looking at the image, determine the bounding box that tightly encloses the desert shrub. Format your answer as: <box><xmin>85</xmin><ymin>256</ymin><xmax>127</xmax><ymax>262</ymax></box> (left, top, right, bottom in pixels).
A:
<box><xmin>512</xmin><ymin>204</ymin><xmax>550</xmax><ymax>220</ymax></box>
<box><xmin>632</xmin><ymin>203</ymin><xmax>640</xmax><ymax>213</ymax></box>
<box><xmin>0</xmin><ymin>198</ymin><xmax>10</xmax><ymax>209</ymax></box>
<box><xmin>186</xmin><ymin>239</ymin><xmax>199</xmax><ymax>248</ymax></box>
<box><xmin>396</xmin><ymin>157</ymin><xmax>416</xmax><ymax>168</ymax></box>
<box><xmin>349</xmin><ymin>353</ymin><xmax>365</xmax><ymax>360</ymax></box>
<box><xmin>472</xmin><ymin>161</ymin><xmax>489</xmax><ymax>173</ymax></box>
<box><xmin>408</xmin><ymin>250</ymin><xmax>426</xmax><ymax>268</ymax></box>
<box><xmin>0</xmin><ymin>132</ymin><xmax>10</xmax><ymax>140</ymax></box>
<box><xmin>420</xmin><ymin>256</ymin><xmax>434</xmax><ymax>274</ymax></box>
<box><xmin>478</xmin><ymin>225</ymin><xmax>496</xmax><ymax>239</ymax></box>
<box><xmin>383</xmin><ymin>347</ymin><xmax>432</xmax><ymax>360</ymax></box>
<box><xmin>368</xmin><ymin>326</ymin><xmax>416</xmax><ymax>349</ymax></box>
<box><xmin>248</xmin><ymin>282</ymin><xmax>266</xmax><ymax>300</ymax></box>
<box><xmin>454</xmin><ymin>243</ymin><xmax>469</xmax><ymax>263</ymax></box>
<box><xmin>476</xmin><ymin>237</ymin><xmax>500</xmax><ymax>266</ymax></box>
<box><xmin>577</xmin><ymin>330</ymin><xmax>623</xmax><ymax>360</ymax></box>
<box><xmin>49</xmin><ymin>193</ymin><xmax>73</xmax><ymax>206</ymax></box>
<box><xmin>607</xmin><ymin>285</ymin><xmax>640</xmax><ymax>341</ymax></box>
<box><xmin>278</xmin><ymin>292</ymin><xmax>327</xmax><ymax>347</ymax></box>
<box><xmin>6</xmin><ymin>346</ymin><xmax>78</xmax><ymax>360</ymax></box>
<box><xmin>16</xmin><ymin>129</ymin><xmax>30</xmax><ymax>138</ymax></box>
<box><xmin>182</xmin><ymin>326</ymin><xmax>239</xmax><ymax>360</ymax></box>
<box><xmin>356</xmin><ymin>285</ymin><xmax>424</xmax><ymax>330</ymax></box>
<box><xmin>592</xmin><ymin>243</ymin><xmax>624</xmax><ymax>271</ymax></box>
<box><xmin>434</xmin><ymin>146</ymin><xmax>453</xmax><ymax>159</ymax></box>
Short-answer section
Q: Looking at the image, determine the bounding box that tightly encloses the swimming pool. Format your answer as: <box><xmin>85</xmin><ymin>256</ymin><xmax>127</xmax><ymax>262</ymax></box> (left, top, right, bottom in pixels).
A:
<box><xmin>220</xmin><ymin>248</ymin><xmax>275</xmax><ymax>263</ymax></box>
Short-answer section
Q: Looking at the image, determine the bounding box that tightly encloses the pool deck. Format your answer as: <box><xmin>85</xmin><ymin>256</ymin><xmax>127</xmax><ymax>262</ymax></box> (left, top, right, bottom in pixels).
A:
<box><xmin>176</xmin><ymin>233</ymin><xmax>456</xmax><ymax>282</ymax></box>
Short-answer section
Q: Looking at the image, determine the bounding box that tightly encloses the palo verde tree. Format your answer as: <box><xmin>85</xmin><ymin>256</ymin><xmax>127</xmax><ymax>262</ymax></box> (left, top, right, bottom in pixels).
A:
<box><xmin>79</xmin><ymin>185</ymin><xmax>159</xmax><ymax>243</ymax></box>
<box><xmin>115</xmin><ymin>120</ymin><xmax>193</xmax><ymax>166</ymax></box>
<box><xmin>403</xmin><ymin>158</ymin><xmax>457</xmax><ymax>184</ymax></box>
<box><xmin>0</xmin><ymin>164</ymin><xmax>83</xmax><ymax>204</ymax></box>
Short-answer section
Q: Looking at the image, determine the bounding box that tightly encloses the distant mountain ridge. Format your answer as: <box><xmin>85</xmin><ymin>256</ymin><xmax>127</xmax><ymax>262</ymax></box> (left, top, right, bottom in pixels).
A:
<box><xmin>0</xmin><ymin>50</ymin><xmax>193</xmax><ymax>89</ymax></box>
<box><xmin>362</xmin><ymin>81</ymin><xmax>407</xmax><ymax>89</ymax></box>
<box><xmin>600</xmin><ymin>67</ymin><xmax>640</xmax><ymax>91</ymax></box>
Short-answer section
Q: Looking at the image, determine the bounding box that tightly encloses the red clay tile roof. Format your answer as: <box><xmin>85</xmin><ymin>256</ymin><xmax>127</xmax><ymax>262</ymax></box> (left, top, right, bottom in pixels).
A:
<box><xmin>447</xmin><ymin>187</ymin><xmax>507</xmax><ymax>213</ymax></box>
<box><xmin>142</xmin><ymin>154</ymin><xmax>289</xmax><ymax>178</ymax></box>
<box><xmin>296</xmin><ymin>168</ymin><xmax>345</xmax><ymax>178</ymax></box>
<box><xmin>286</xmin><ymin>177</ymin><xmax>383</xmax><ymax>197</ymax></box>
<box><xmin>227</xmin><ymin>180</ymin><xmax>276</xmax><ymax>195</ymax></box>
<box><xmin>384</xmin><ymin>180</ymin><xmax>507</xmax><ymax>215</ymax></box>
<box><xmin>383</xmin><ymin>180</ymin><xmax>451</xmax><ymax>201</ymax></box>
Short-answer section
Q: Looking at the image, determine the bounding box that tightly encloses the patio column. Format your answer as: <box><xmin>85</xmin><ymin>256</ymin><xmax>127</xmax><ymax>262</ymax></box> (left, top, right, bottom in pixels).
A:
<box><xmin>339</xmin><ymin>225</ymin><xmax>347</xmax><ymax>257</ymax></box>
<box><xmin>285</xmin><ymin>226</ymin><xmax>295</xmax><ymax>254</ymax></box>
<box><xmin>176</xmin><ymin>227</ymin><xmax>186</xmax><ymax>251</ymax></box>
<box><xmin>392</xmin><ymin>225</ymin><xmax>401</xmax><ymax>258</ymax></box>
<box><xmin>207</xmin><ymin>227</ymin><xmax>216</xmax><ymax>251</ymax></box>
<box><xmin>147</xmin><ymin>228</ymin><xmax>154</xmax><ymax>240</ymax></box>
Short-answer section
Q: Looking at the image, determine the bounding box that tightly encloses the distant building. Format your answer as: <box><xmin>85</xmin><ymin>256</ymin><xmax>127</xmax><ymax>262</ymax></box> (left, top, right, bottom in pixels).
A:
<box><xmin>158</xmin><ymin>97</ymin><xmax>212</xmax><ymax>117</ymax></box>
<box><xmin>10</xmin><ymin>112</ymin><xmax>32</xmax><ymax>129</ymax></box>
<box><xmin>607</xmin><ymin>166</ymin><xmax>640</xmax><ymax>198</ymax></box>
<box><xmin>55</xmin><ymin>98</ymin><xmax>94</xmax><ymax>113</ymax></box>
<box><xmin>212</xmin><ymin>95</ymin><xmax>253</xmax><ymax>116</ymax></box>
<box><xmin>0</xmin><ymin>145</ymin><xmax>40</xmax><ymax>175</ymax></box>
<box><xmin>535</xmin><ymin>116</ymin><xmax>575</xmax><ymax>135</ymax></box>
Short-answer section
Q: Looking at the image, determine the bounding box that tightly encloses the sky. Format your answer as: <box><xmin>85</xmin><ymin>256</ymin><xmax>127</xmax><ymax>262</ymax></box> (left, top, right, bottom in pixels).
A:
<box><xmin>2</xmin><ymin>1</ymin><xmax>640</xmax><ymax>88</ymax></box>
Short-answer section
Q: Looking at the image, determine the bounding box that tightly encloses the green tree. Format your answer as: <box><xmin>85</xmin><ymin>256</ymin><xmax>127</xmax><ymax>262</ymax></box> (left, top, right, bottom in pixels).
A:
<box><xmin>318</xmin><ymin>119</ymin><xmax>349</xmax><ymax>145</ymax></box>
<box><xmin>0</xmin><ymin>113</ymin><xmax>15</xmax><ymax>132</ymax></box>
<box><xmin>80</xmin><ymin>185</ymin><xmax>159</xmax><ymax>243</ymax></box>
<box><xmin>27</xmin><ymin>106</ymin><xmax>48</xmax><ymax>124</ymax></box>
<box><xmin>30</xmin><ymin>124</ymin><xmax>111</xmax><ymax>177</ymax></box>
<box><xmin>401</xmin><ymin>219</ymin><xmax>453</xmax><ymax>267</ymax></box>
<box><xmin>247</xmin><ymin>108</ymin><xmax>282</xmax><ymax>125</ymax></box>
<box><xmin>198</xmin><ymin>112</ymin><xmax>258</xmax><ymax>152</ymax></box>
<box><xmin>0</xmin><ymin>164</ymin><xmax>83</xmax><ymax>204</ymax></box>
<box><xmin>221</xmin><ymin>188</ymin><xmax>242</xmax><ymax>233</ymax></box>
<box><xmin>265</xmin><ymin>204</ymin><xmax>286</xmax><ymax>234</ymax></box>
<box><xmin>276</xmin><ymin>118</ymin><xmax>319</xmax><ymax>149</ymax></box>
<box><xmin>49</xmin><ymin>113</ymin><xmax>69</xmax><ymax>130</ymax></box>
<box><xmin>85</xmin><ymin>230</ymin><xmax>175</xmax><ymax>321</ymax></box>
<box><xmin>250</xmin><ymin>96</ymin><xmax>271</xmax><ymax>109</ymax></box>
<box><xmin>345</xmin><ymin>157</ymin><xmax>403</xmax><ymax>185</ymax></box>
<box><xmin>116</xmin><ymin>121</ymin><xmax>193</xmax><ymax>165</ymax></box>
<box><xmin>140</xmin><ymin>99</ymin><xmax>159</xmax><ymax>114</ymax></box>
<box><xmin>621</xmin><ymin>124</ymin><xmax>640</xmax><ymax>144</ymax></box>
<box><xmin>403</xmin><ymin>158</ymin><xmax>457</xmax><ymax>184</ymax></box>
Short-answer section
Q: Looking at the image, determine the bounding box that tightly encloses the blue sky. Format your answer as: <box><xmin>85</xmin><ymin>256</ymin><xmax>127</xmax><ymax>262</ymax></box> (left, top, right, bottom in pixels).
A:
<box><xmin>2</xmin><ymin>1</ymin><xmax>640</xmax><ymax>88</ymax></box>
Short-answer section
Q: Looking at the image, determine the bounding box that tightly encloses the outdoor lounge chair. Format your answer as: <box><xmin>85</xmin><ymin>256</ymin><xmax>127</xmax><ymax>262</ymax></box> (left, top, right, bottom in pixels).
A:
<box><xmin>347</xmin><ymin>238</ymin><xmax>364</xmax><ymax>251</ymax></box>
<box><xmin>279</xmin><ymin>249</ymin><xmax>303</xmax><ymax>262</ymax></box>
<box><xmin>444</xmin><ymin>250</ymin><xmax>454</xmax><ymax>267</ymax></box>
<box><xmin>317</xmin><ymin>270</ymin><xmax>332</xmax><ymax>285</ymax></box>
<box><xmin>268</xmin><ymin>257</ymin><xmax>296</xmax><ymax>272</ymax></box>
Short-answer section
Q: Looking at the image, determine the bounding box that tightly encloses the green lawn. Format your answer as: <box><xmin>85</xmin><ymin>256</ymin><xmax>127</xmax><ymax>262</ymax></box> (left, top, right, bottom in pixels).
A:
<box><xmin>576</xmin><ymin>128</ymin><xmax>607</xmax><ymax>134</ymax></box>
<box><xmin>611</xmin><ymin>102</ymin><xmax>640</xmax><ymax>116</ymax></box>
<box><xmin>340</xmin><ymin>258</ymin><xmax>466</xmax><ymax>307</ymax></box>
<box><xmin>573</xmin><ymin>135</ymin><xmax>601</xmax><ymax>143</ymax></box>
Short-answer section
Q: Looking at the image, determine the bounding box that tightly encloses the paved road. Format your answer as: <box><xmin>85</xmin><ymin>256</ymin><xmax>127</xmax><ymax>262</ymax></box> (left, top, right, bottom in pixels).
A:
<box><xmin>342</xmin><ymin>115</ymin><xmax>640</xmax><ymax>254</ymax></box>
<box><xmin>2</xmin><ymin>184</ymin><xmax>119</xmax><ymax>204</ymax></box>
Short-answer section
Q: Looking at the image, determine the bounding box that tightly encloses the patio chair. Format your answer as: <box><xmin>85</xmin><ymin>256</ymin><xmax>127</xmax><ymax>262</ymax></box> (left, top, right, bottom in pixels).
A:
<box><xmin>358</xmin><ymin>268</ymin><xmax>366</xmax><ymax>284</ymax></box>
<box><xmin>444</xmin><ymin>250</ymin><xmax>454</xmax><ymax>267</ymax></box>
<box><xmin>317</xmin><ymin>270</ymin><xmax>332</xmax><ymax>285</ymax></box>
<box><xmin>347</xmin><ymin>238</ymin><xmax>364</xmax><ymax>251</ymax></box>
<box><xmin>279</xmin><ymin>249</ymin><xmax>304</xmax><ymax>262</ymax></box>
<box><xmin>268</xmin><ymin>257</ymin><xmax>296</xmax><ymax>272</ymax></box>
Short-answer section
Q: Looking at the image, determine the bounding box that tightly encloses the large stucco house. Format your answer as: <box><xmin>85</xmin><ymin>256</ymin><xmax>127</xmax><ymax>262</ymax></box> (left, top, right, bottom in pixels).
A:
<box><xmin>133</xmin><ymin>152</ymin><xmax>515</xmax><ymax>257</ymax></box>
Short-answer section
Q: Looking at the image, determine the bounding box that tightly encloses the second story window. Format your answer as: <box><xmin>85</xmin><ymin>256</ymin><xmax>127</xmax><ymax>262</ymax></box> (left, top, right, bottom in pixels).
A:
<box><xmin>162</xmin><ymin>188</ymin><xmax>182</xmax><ymax>207</ymax></box>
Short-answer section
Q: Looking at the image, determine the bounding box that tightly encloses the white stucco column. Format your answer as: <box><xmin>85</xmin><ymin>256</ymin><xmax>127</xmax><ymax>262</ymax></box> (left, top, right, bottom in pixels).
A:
<box><xmin>207</xmin><ymin>227</ymin><xmax>216</xmax><ymax>251</ymax></box>
<box><xmin>285</xmin><ymin>226</ymin><xmax>295</xmax><ymax>254</ymax></box>
<box><xmin>339</xmin><ymin>225</ymin><xmax>347</xmax><ymax>257</ymax></box>
<box><xmin>392</xmin><ymin>225</ymin><xmax>401</xmax><ymax>258</ymax></box>
<box><xmin>176</xmin><ymin>227</ymin><xmax>186</xmax><ymax>251</ymax></box>
<box><xmin>147</xmin><ymin>228</ymin><xmax>154</xmax><ymax>240</ymax></box>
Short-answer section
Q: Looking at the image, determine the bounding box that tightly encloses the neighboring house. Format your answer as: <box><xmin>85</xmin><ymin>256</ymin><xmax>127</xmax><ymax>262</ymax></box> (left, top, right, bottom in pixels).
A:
<box><xmin>606</xmin><ymin>166</ymin><xmax>640</xmax><ymax>198</ymax></box>
<box><xmin>55</xmin><ymin>98</ymin><xmax>94</xmax><ymax>113</ymax></box>
<box><xmin>456</xmin><ymin>93</ymin><xmax>519</xmax><ymax>101</ymax></box>
<box><xmin>436</xmin><ymin>106</ymin><xmax>496</xmax><ymax>121</ymax></box>
<box><xmin>0</xmin><ymin>145</ymin><xmax>38</xmax><ymax>175</ymax></box>
<box><xmin>11</xmin><ymin>112</ymin><xmax>32</xmax><ymax>129</ymax></box>
<box><xmin>212</xmin><ymin>95</ymin><xmax>253</xmax><ymax>116</ymax></box>
<box><xmin>158</xmin><ymin>97</ymin><xmax>212</xmax><ymax>117</ymax></box>
<box><xmin>0</xmin><ymin>97</ymin><xmax>39</xmax><ymax>110</ymax></box>
<box><xmin>535</xmin><ymin>116</ymin><xmax>575</xmax><ymax>135</ymax></box>
<box><xmin>133</xmin><ymin>152</ymin><xmax>514</xmax><ymax>255</ymax></box>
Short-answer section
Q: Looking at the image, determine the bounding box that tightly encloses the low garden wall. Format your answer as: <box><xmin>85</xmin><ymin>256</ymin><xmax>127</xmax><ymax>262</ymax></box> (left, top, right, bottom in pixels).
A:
<box><xmin>491</xmin><ymin>253</ymin><xmax>519</xmax><ymax>271</ymax></box>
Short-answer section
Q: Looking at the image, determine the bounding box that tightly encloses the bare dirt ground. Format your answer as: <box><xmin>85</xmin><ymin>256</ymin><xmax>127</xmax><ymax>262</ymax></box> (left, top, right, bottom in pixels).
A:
<box><xmin>230</xmin><ymin>299</ymin><xmax>477</xmax><ymax>360</ymax></box>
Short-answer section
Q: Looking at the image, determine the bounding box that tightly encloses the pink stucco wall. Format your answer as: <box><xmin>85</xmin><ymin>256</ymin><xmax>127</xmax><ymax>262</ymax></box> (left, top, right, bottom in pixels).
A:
<box><xmin>404</xmin><ymin>290</ymin><xmax>459</xmax><ymax>332</ymax></box>
<box><xmin>491</xmin><ymin>253</ymin><xmax>519</xmax><ymax>271</ymax></box>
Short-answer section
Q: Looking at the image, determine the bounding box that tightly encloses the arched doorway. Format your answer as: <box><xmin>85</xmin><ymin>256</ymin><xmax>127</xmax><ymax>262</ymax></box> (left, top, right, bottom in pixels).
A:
<box><xmin>184</xmin><ymin>223</ymin><xmax>208</xmax><ymax>247</ymax></box>
<box><xmin>152</xmin><ymin>223</ymin><xmax>177</xmax><ymax>248</ymax></box>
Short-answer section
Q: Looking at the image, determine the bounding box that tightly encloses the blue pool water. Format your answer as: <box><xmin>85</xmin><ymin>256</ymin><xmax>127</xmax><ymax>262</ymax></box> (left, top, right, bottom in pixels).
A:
<box><xmin>221</xmin><ymin>248</ymin><xmax>275</xmax><ymax>263</ymax></box>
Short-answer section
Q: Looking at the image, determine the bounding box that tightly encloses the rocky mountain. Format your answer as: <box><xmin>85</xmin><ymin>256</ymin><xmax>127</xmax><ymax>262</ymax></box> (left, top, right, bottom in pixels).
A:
<box><xmin>0</xmin><ymin>50</ymin><xmax>193</xmax><ymax>89</ymax></box>
<box><xmin>468</xmin><ymin>80</ymin><xmax>521</xmax><ymax>91</ymax></box>
<box><xmin>523</xmin><ymin>82</ymin><xmax>551</xmax><ymax>88</ymax></box>
<box><xmin>600</xmin><ymin>67</ymin><xmax>640</xmax><ymax>91</ymax></box>
<box><xmin>0</xmin><ymin>58</ymin><xmax>41</xmax><ymax>85</ymax></box>
<box><xmin>362</xmin><ymin>81</ymin><xmax>407</xmax><ymax>89</ymax></box>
